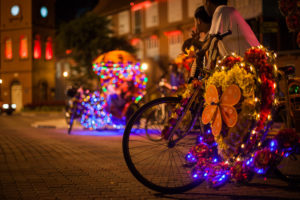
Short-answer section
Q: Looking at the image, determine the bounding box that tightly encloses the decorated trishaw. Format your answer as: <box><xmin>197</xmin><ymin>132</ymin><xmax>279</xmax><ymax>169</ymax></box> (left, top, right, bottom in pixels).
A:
<box><xmin>66</xmin><ymin>50</ymin><xmax>147</xmax><ymax>133</ymax></box>
<box><xmin>122</xmin><ymin>44</ymin><xmax>300</xmax><ymax>193</ymax></box>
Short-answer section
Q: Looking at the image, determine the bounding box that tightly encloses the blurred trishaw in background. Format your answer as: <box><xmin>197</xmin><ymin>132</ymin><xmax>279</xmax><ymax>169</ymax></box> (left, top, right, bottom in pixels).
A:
<box><xmin>66</xmin><ymin>50</ymin><xmax>147</xmax><ymax>133</ymax></box>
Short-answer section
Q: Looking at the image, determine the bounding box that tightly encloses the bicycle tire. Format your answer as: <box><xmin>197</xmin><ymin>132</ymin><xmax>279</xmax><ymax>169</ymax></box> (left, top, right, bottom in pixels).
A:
<box><xmin>123</xmin><ymin>97</ymin><xmax>204</xmax><ymax>194</ymax></box>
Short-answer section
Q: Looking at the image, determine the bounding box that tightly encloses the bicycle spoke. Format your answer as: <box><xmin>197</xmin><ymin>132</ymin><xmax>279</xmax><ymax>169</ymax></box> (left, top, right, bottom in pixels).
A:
<box><xmin>123</xmin><ymin>97</ymin><xmax>203</xmax><ymax>193</ymax></box>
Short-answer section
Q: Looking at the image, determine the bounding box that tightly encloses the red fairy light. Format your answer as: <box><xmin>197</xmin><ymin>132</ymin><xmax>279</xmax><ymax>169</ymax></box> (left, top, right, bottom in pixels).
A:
<box><xmin>131</xmin><ymin>0</ymin><xmax>151</xmax><ymax>11</ymax></box>
<box><xmin>164</xmin><ymin>30</ymin><xmax>182</xmax><ymax>37</ymax></box>
<box><xmin>131</xmin><ymin>38</ymin><xmax>140</xmax><ymax>46</ymax></box>
<box><xmin>65</xmin><ymin>49</ymin><xmax>72</xmax><ymax>55</ymax></box>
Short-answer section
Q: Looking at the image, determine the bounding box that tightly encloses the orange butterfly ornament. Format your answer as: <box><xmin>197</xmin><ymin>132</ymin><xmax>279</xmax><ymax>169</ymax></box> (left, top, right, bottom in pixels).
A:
<box><xmin>202</xmin><ymin>84</ymin><xmax>241</xmax><ymax>136</ymax></box>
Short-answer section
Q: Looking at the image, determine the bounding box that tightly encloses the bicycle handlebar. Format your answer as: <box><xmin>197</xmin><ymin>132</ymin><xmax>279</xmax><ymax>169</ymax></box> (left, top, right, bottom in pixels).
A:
<box><xmin>211</xmin><ymin>30</ymin><xmax>232</xmax><ymax>40</ymax></box>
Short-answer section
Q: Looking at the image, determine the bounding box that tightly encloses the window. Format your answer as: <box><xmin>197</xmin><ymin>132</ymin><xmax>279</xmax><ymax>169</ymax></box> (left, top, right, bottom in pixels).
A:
<box><xmin>188</xmin><ymin>0</ymin><xmax>203</xmax><ymax>18</ymax></box>
<box><xmin>118</xmin><ymin>10</ymin><xmax>130</xmax><ymax>35</ymax></box>
<box><xmin>106</xmin><ymin>15</ymin><xmax>114</xmax><ymax>36</ymax></box>
<box><xmin>11</xmin><ymin>5</ymin><xmax>20</xmax><ymax>16</ymax></box>
<box><xmin>146</xmin><ymin>35</ymin><xmax>159</xmax><ymax>60</ymax></box>
<box><xmin>168</xmin><ymin>0</ymin><xmax>182</xmax><ymax>23</ymax></box>
<box><xmin>145</xmin><ymin>2</ymin><xmax>159</xmax><ymax>28</ymax></box>
<box><xmin>45</xmin><ymin>37</ymin><xmax>53</xmax><ymax>60</ymax></box>
<box><xmin>228</xmin><ymin>0</ymin><xmax>262</xmax><ymax>20</ymax></box>
<box><xmin>40</xmin><ymin>6</ymin><xmax>48</xmax><ymax>18</ymax></box>
<box><xmin>166</xmin><ymin>31</ymin><xmax>183</xmax><ymax>59</ymax></box>
<box><xmin>5</xmin><ymin>38</ymin><xmax>13</xmax><ymax>60</ymax></box>
<box><xmin>131</xmin><ymin>38</ymin><xmax>144</xmax><ymax>60</ymax></box>
<box><xmin>34</xmin><ymin>35</ymin><xmax>41</xmax><ymax>59</ymax></box>
<box><xmin>133</xmin><ymin>9</ymin><xmax>142</xmax><ymax>34</ymax></box>
<box><xmin>19</xmin><ymin>35</ymin><xmax>28</xmax><ymax>59</ymax></box>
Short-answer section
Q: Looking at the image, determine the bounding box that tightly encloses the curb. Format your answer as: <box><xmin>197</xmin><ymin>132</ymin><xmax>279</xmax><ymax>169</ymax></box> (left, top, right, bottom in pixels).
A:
<box><xmin>31</xmin><ymin>118</ymin><xmax>82</xmax><ymax>130</ymax></box>
<box><xmin>20</xmin><ymin>111</ymin><xmax>64</xmax><ymax>117</ymax></box>
<box><xmin>36</xmin><ymin>125</ymin><xmax>56</xmax><ymax>129</ymax></box>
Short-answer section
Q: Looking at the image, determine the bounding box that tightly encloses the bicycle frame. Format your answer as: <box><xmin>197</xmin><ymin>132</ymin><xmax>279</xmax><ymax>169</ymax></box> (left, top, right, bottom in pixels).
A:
<box><xmin>277</xmin><ymin>70</ymin><xmax>292</xmax><ymax>128</ymax></box>
<box><xmin>166</xmin><ymin>85</ymin><xmax>204</xmax><ymax>146</ymax></box>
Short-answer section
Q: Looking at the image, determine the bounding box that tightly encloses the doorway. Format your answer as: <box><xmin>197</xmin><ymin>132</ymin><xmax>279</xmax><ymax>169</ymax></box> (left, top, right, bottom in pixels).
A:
<box><xmin>11</xmin><ymin>82</ymin><xmax>23</xmax><ymax>111</ymax></box>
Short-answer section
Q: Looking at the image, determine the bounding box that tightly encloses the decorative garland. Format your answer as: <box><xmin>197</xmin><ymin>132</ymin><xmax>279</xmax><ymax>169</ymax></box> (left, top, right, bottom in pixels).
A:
<box><xmin>204</xmin><ymin>64</ymin><xmax>256</xmax><ymax>159</ymax></box>
<box><xmin>79</xmin><ymin>91</ymin><xmax>114</xmax><ymax>130</ymax></box>
<box><xmin>181</xmin><ymin>46</ymin><xmax>300</xmax><ymax>188</ymax></box>
<box><xmin>161</xmin><ymin>80</ymin><xmax>203</xmax><ymax>140</ymax></box>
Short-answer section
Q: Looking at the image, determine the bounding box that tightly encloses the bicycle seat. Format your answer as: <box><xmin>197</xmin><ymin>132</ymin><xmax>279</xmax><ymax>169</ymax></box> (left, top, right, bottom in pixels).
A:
<box><xmin>278</xmin><ymin>65</ymin><xmax>295</xmax><ymax>76</ymax></box>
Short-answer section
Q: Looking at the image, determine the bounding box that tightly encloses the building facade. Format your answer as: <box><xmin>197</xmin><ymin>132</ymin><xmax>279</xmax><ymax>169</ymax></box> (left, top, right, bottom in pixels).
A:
<box><xmin>93</xmin><ymin>0</ymin><xmax>300</xmax><ymax>87</ymax></box>
<box><xmin>92</xmin><ymin>0</ymin><xmax>265</xmax><ymax>89</ymax></box>
<box><xmin>0</xmin><ymin>0</ymin><xmax>55</xmax><ymax>111</ymax></box>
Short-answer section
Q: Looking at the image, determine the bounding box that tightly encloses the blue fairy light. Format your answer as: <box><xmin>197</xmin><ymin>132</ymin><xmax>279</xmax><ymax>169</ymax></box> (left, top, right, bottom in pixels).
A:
<box><xmin>198</xmin><ymin>136</ymin><xmax>203</xmax><ymax>143</ymax></box>
<box><xmin>284</xmin><ymin>152</ymin><xmax>289</xmax><ymax>157</ymax></box>
<box><xmin>270</xmin><ymin>140</ymin><xmax>277</xmax><ymax>152</ymax></box>
<box><xmin>185</xmin><ymin>152</ymin><xmax>197</xmax><ymax>163</ymax></box>
<box><xmin>256</xmin><ymin>168</ymin><xmax>265</xmax><ymax>174</ymax></box>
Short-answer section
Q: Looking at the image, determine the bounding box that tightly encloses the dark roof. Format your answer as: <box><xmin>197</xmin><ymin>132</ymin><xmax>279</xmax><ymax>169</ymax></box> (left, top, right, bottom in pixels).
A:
<box><xmin>92</xmin><ymin>0</ymin><xmax>133</xmax><ymax>16</ymax></box>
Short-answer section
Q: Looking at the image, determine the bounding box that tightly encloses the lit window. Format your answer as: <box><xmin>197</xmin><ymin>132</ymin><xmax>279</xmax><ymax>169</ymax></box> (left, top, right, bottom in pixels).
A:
<box><xmin>19</xmin><ymin>35</ymin><xmax>28</xmax><ymax>59</ymax></box>
<box><xmin>5</xmin><ymin>38</ymin><xmax>13</xmax><ymax>60</ymax></box>
<box><xmin>40</xmin><ymin>6</ymin><xmax>48</xmax><ymax>18</ymax></box>
<box><xmin>145</xmin><ymin>1</ymin><xmax>158</xmax><ymax>28</ymax></box>
<box><xmin>11</xmin><ymin>5</ymin><xmax>20</xmax><ymax>16</ymax></box>
<box><xmin>168</xmin><ymin>0</ymin><xmax>182</xmax><ymax>23</ymax></box>
<box><xmin>118</xmin><ymin>11</ymin><xmax>130</xmax><ymax>35</ymax></box>
<box><xmin>146</xmin><ymin>35</ymin><xmax>159</xmax><ymax>60</ymax></box>
<box><xmin>131</xmin><ymin>38</ymin><xmax>144</xmax><ymax>60</ymax></box>
<box><xmin>45</xmin><ymin>37</ymin><xmax>53</xmax><ymax>60</ymax></box>
<box><xmin>33</xmin><ymin>35</ymin><xmax>41</xmax><ymax>59</ymax></box>
<box><xmin>133</xmin><ymin>9</ymin><xmax>142</xmax><ymax>34</ymax></box>
<box><xmin>165</xmin><ymin>30</ymin><xmax>183</xmax><ymax>59</ymax></box>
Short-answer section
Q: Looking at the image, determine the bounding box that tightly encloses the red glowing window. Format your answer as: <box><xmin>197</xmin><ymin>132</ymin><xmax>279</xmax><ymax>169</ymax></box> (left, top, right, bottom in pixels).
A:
<box><xmin>45</xmin><ymin>37</ymin><xmax>53</xmax><ymax>60</ymax></box>
<box><xmin>164</xmin><ymin>30</ymin><xmax>183</xmax><ymax>45</ymax></box>
<box><xmin>5</xmin><ymin>38</ymin><xmax>13</xmax><ymax>60</ymax></box>
<box><xmin>33</xmin><ymin>35</ymin><xmax>41</xmax><ymax>59</ymax></box>
<box><xmin>19</xmin><ymin>35</ymin><xmax>28</xmax><ymax>59</ymax></box>
<box><xmin>131</xmin><ymin>0</ymin><xmax>151</xmax><ymax>11</ymax></box>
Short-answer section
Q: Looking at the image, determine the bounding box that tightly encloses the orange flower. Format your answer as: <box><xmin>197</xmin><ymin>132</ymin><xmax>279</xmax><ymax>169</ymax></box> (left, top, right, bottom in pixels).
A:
<box><xmin>202</xmin><ymin>84</ymin><xmax>241</xmax><ymax>136</ymax></box>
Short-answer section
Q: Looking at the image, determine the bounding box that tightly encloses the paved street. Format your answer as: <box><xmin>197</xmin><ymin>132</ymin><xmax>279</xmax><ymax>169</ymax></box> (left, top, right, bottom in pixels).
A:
<box><xmin>0</xmin><ymin>113</ymin><xmax>300</xmax><ymax>200</ymax></box>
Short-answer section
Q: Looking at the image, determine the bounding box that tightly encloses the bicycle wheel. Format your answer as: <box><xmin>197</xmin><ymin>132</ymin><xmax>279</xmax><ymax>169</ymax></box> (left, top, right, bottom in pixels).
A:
<box><xmin>123</xmin><ymin>97</ymin><xmax>204</xmax><ymax>194</ymax></box>
<box><xmin>144</xmin><ymin>103</ymin><xmax>166</xmax><ymax>141</ymax></box>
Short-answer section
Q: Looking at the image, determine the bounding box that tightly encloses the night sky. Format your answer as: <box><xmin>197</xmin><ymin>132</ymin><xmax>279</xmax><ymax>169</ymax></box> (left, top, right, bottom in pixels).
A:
<box><xmin>55</xmin><ymin>0</ymin><xmax>99</xmax><ymax>27</ymax></box>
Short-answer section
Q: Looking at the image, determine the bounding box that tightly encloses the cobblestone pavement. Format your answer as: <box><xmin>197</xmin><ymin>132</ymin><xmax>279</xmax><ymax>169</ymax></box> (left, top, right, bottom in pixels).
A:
<box><xmin>0</xmin><ymin>114</ymin><xmax>300</xmax><ymax>200</ymax></box>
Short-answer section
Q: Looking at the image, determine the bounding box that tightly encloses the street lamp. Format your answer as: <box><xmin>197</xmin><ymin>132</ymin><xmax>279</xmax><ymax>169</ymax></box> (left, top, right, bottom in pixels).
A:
<box><xmin>141</xmin><ymin>63</ymin><xmax>148</xmax><ymax>71</ymax></box>
<box><xmin>63</xmin><ymin>71</ymin><xmax>68</xmax><ymax>77</ymax></box>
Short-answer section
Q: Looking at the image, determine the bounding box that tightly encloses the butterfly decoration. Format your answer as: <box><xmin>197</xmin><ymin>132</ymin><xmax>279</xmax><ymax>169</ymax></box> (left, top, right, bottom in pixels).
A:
<box><xmin>202</xmin><ymin>84</ymin><xmax>241</xmax><ymax>136</ymax></box>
